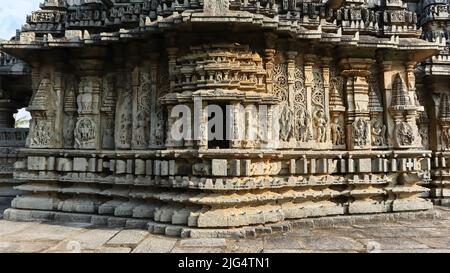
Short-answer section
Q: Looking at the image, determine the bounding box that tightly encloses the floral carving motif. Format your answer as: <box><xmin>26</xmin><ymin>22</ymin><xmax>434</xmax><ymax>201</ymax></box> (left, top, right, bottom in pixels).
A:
<box><xmin>273</xmin><ymin>63</ymin><xmax>288</xmax><ymax>102</ymax></box>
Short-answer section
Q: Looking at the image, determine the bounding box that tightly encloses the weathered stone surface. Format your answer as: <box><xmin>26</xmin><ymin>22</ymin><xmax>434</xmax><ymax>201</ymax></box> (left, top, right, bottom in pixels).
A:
<box><xmin>44</xmin><ymin>229</ymin><xmax>121</xmax><ymax>252</ymax></box>
<box><xmin>0</xmin><ymin>207</ymin><xmax>449</xmax><ymax>252</ymax></box>
<box><xmin>295</xmin><ymin>236</ymin><xmax>365</xmax><ymax>251</ymax></box>
<box><xmin>1</xmin><ymin>0</ymin><xmax>450</xmax><ymax>237</ymax></box>
<box><xmin>132</xmin><ymin>236</ymin><xmax>177</xmax><ymax>253</ymax></box>
<box><xmin>106</xmin><ymin>230</ymin><xmax>148</xmax><ymax>247</ymax></box>
<box><xmin>180</xmin><ymin>238</ymin><xmax>227</xmax><ymax>248</ymax></box>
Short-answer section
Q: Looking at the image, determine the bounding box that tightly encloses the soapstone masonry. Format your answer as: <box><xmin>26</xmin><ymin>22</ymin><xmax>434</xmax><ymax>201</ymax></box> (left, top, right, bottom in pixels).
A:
<box><xmin>0</xmin><ymin>49</ymin><xmax>31</xmax><ymax>209</ymax></box>
<box><xmin>0</xmin><ymin>0</ymin><xmax>449</xmax><ymax>237</ymax></box>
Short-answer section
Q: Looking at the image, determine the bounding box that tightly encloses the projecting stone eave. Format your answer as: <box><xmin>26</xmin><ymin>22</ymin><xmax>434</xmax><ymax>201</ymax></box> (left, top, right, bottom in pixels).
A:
<box><xmin>160</xmin><ymin>89</ymin><xmax>280</xmax><ymax>105</ymax></box>
<box><xmin>1</xmin><ymin>7</ymin><xmax>441</xmax><ymax>64</ymax></box>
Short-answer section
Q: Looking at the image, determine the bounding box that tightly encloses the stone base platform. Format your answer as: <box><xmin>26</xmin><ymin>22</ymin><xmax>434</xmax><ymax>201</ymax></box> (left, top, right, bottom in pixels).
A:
<box><xmin>432</xmin><ymin>199</ymin><xmax>450</xmax><ymax>207</ymax></box>
<box><xmin>4</xmin><ymin>208</ymin><xmax>439</xmax><ymax>238</ymax></box>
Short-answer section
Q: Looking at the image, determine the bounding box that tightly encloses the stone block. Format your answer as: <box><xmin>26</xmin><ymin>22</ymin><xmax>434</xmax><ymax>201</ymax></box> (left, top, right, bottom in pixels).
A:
<box><xmin>47</xmin><ymin>157</ymin><xmax>55</xmax><ymax>171</ymax></box>
<box><xmin>348</xmin><ymin>158</ymin><xmax>355</xmax><ymax>173</ymax></box>
<box><xmin>160</xmin><ymin>161</ymin><xmax>169</xmax><ymax>176</ymax></box>
<box><xmin>115</xmin><ymin>160</ymin><xmax>126</xmax><ymax>174</ymax></box>
<box><xmin>126</xmin><ymin>160</ymin><xmax>133</xmax><ymax>174</ymax></box>
<box><xmin>73</xmin><ymin>157</ymin><xmax>88</xmax><ymax>172</ymax></box>
<box><xmin>153</xmin><ymin>160</ymin><xmax>161</xmax><ymax>176</ymax></box>
<box><xmin>169</xmin><ymin>160</ymin><xmax>176</xmax><ymax>176</ymax></box>
<box><xmin>145</xmin><ymin>160</ymin><xmax>153</xmax><ymax>175</ymax></box>
<box><xmin>88</xmin><ymin>158</ymin><xmax>96</xmax><ymax>172</ymax></box>
<box><xmin>357</xmin><ymin>158</ymin><xmax>372</xmax><ymax>173</ymax></box>
<box><xmin>28</xmin><ymin>157</ymin><xmax>47</xmax><ymax>171</ymax></box>
<box><xmin>211</xmin><ymin>159</ymin><xmax>228</xmax><ymax>176</ymax></box>
<box><xmin>135</xmin><ymin>159</ymin><xmax>145</xmax><ymax>175</ymax></box>
<box><xmin>298</xmin><ymin>159</ymin><xmax>308</xmax><ymax>174</ymax></box>
<box><xmin>231</xmin><ymin>160</ymin><xmax>240</xmax><ymax>176</ymax></box>
<box><xmin>316</xmin><ymin>158</ymin><xmax>328</xmax><ymax>174</ymax></box>
<box><xmin>309</xmin><ymin>159</ymin><xmax>316</xmax><ymax>173</ymax></box>
<box><xmin>243</xmin><ymin>160</ymin><xmax>251</xmax><ymax>176</ymax></box>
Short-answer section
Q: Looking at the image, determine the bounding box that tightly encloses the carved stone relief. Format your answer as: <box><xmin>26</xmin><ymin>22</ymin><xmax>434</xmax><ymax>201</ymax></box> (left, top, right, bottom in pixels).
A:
<box><xmin>395</xmin><ymin>122</ymin><xmax>414</xmax><ymax>146</ymax></box>
<box><xmin>115</xmin><ymin>75</ymin><xmax>133</xmax><ymax>149</ymax></box>
<box><xmin>353</xmin><ymin>118</ymin><xmax>370</xmax><ymax>147</ymax></box>
<box><xmin>101</xmin><ymin>73</ymin><xmax>116</xmax><ymax>149</ymax></box>
<box><xmin>74</xmin><ymin>117</ymin><xmax>96</xmax><ymax>149</ymax></box>
<box><xmin>63</xmin><ymin>79</ymin><xmax>78</xmax><ymax>148</ymax></box>
<box><xmin>331</xmin><ymin>116</ymin><xmax>345</xmax><ymax>145</ymax></box>
<box><xmin>28</xmin><ymin>77</ymin><xmax>57</xmax><ymax>148</ymax></box>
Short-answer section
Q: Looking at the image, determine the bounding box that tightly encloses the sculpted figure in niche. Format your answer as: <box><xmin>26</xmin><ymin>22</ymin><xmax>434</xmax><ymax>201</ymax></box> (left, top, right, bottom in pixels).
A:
<box><xmin>353</xmin><ymin>119</ymin><xmax>369</xmax><ymax>147</ymax></box>
<box><xmin>396</xmin><ymin>122</ymin><xmax>414</xmax><ymax>146</ymax></box>
<box><xmin>372</xmin><ymin>120</ymin><xmax>386</xmax><ymax>146</ymax></box>
<box><xmin>204</xmin><ymin>0</ymin><xmax>229</xmax><ymax>15</ymax></box>
<box><xmin>64</xmin><ymin>117</ymin><xmax>76</xmax><ymax>147</ymax></box>
<box><xmin>119</xmin><ymin>112</ymin><xmax>132</xmax><ymax>145</ymax></box>
<box><xmin>296</xmin><ymin>108</ymin><xmax>311</xmax><ymax>142</ymax></box>
<box><xmin>331</xmin><ymin>117</ymin><xmax>345</xmax><ymax>145</ymax></box>
<box><xmin>32</xmin><ymin>120</ymin><xmax>52</xmax><ymax>146</ymax></box>
<box><xmin>279</xmin><ymin>102</ymin><xmax>294</xmax><ymax>142</ymax></box>
<box><xmin>134</xmin><ymin>110</ymin><xmax>149</xmax><ymax>146</ymax></box>
<box><xmin>154</xmin><ymin>109</ymin><xmax>165</xmax><ymax>146</ymax></box>
<box><xmin>441</xmin><ymin>126</ymin><xmax>450</xmax><ymax>149</ymax></box>
<box><xmin>75</xmin><ymin>117</ymin><xmax>96</xmax><ymax>148</ymax></box>
<box><xmin>102</xmin><ymin>118</ymin><xmax>114</xmax><ymax>149</ymax></box>
<box><xmin>314</xmin><ymin>109</ymin><xmax>328</xmax><ymax>143</ymax></box>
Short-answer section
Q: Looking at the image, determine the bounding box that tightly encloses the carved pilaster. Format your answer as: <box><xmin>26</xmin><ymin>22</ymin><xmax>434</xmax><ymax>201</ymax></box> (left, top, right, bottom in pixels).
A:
<box><xmin>73</xmin><ymin>55</ymin><xmax>104</xmax><ymax>150</ymax></box>
<box><xmin>340</xmin><ymin>58</ymin><xmax>374</xmax><ymax>150</ymax></box>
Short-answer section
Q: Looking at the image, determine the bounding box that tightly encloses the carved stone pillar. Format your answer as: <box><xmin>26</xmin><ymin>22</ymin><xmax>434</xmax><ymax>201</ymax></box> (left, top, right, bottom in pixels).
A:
<box><xmin>264</xmin><ymin>33</ymin><xmax>277</xmax><ymax>94</ymax></box>
<box><xmin>194</xmin><ymin>97</ymin><xmax>208</xmax><ymax>150</ymax></box>
<box><xmin>149</xmin><ymin>53</ymin><xmax>161</xmax><ymax>149</ymax></box>
<box><xmin>73</xmin><ymin>56</ymin><xmax>104</xmax><ymax>150</ymax></box>
<box><xmin>230</xmin><ymin>102</ymin><xmax>243</xmax><ymax>149</ymax></box>
<box><xmin>0</xmin><ymin>77</ymin><xmax>17</xmax><ymax>128</ymax></box>
<box><xmin>340</xmin><ymin>58</ymin><xmax>374</xmax><ymax>150</ymax></box>
<box><xmin>286</xmin><ymin>51</ymin><xmax>297</xmax><ymax>108</ymax></box>
<box><xmin>304</xmin><ymin>54</ymin><xmax>315</xmax><ymax>144</ymax></box>
<box><xmin>321</xmin><ymin>57</ymin><xmax>332</xmax><ymax>144</ymax></box>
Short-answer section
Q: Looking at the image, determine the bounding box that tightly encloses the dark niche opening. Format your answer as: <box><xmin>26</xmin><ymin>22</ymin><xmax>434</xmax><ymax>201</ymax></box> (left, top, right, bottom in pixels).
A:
<box><xmin>208</xmin><ymin>102</ymin><xmax>230</xmax><ymax>149</ymax></box>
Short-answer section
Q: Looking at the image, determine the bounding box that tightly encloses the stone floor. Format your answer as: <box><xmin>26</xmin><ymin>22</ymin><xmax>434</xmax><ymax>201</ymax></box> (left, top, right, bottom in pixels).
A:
<box><xmin>0</xmin><ymin>208</ymin><xmax>449</xmax><ymax>253</ymax></box>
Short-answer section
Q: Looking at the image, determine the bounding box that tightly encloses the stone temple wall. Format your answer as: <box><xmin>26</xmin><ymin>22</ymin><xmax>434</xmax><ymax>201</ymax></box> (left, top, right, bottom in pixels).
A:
<box><xmin>0</xmin><ymin>50</ymin><xmax>30</xmax><ymax>211</ymax></box>
<box><xmin>415</xmin><ymin>0</ymin><xmax>450</xmax><ymax>206</ymax></box>
<box><xmin>0</xmin><ymin>0</ymin><xmax>448</xmax><ymax>237</ymax></box>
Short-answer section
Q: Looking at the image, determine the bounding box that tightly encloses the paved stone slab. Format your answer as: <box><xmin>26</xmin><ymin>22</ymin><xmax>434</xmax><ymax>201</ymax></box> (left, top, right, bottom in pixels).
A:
<box><xmin>0</xmin><ymin>241</ymin><xmax>57</xmax><ymax>253</ymax></box>
<box><xmin>296</xmin><ymin>236</ymin><xmax>364</xmax><ymax>251</ymax></box>
<box><xmin>358</xmin><ymin>238</ymin><xmax>430</xmax><ymax>251</ymax></box>
<box><xmin>93</xmin><ymin>247</ymin><xmax>132</xmax><ymax>253</ymax></box>
<box><xmin>264</xmin><ymin>235</ymin><xmax>304</xmax><ymax>249</ymax></box>
<box><xmin>356</xmin><ymin>226</ymin><xmax>446</xmax><ymax>238</ymax></box>
<box><xmin>4</xmin><ymin>223</ymin><xmax>89</xmax><ymax>242</ymax></box>
<box><xmin>311</xmin><ymin>228</ymin><xmax>368</xmax><ymax>239</ymax></box>
<box><xmin>397</xmin><ymin>220</ymin><xmax>447</xmax><ymax>228</ymax></box>
<box><xmin>171</xmin><ymin>247</ymin><xmax>231</xmax><ymax>253</ymax></box>
<box><xmin>107</xmin><ymin>230</ymin><xmax>148</xmax><ymax>247</ymax></box>
<box><xmin>262</xmin><ymin>249</ymin><xmax>359</xmax><ymax>253</ymax></box>
<box><xmin>378</xmin><ymin>249</ymin><xmax>450</xmax><ymax>253</ymax></box>
<box><xmin>0</xmin><ymin>220</ymin><xmax>35</xmax><ymax>236</ymax></box>
<box><xmin>132</xmin><ymin>236</ymin><xmax>178</xmax><ymax>253</ymax></box>
<box><xmin>411</xmin><ymin>237</ymin><xmax>450</xmax><ymax>249</ymax></box>
<box><xmin>227</xmin><ymin>238</ymin><xmax>264</xmax><ymax>253</ymax></box>
<box><xmin>180</xmin><ymin>238</ymin><xmax>227</xmax><ymax>248</ymax></box>
<box><xmin>0</xmin><ymin>207</ymin><xmax>449</xmax><ymax>253</ymax></box>
<box><xmin>45</xmin><ymin>229</ymin><xmax>121</xmax><ymax>252</ymax></box>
